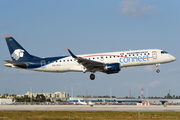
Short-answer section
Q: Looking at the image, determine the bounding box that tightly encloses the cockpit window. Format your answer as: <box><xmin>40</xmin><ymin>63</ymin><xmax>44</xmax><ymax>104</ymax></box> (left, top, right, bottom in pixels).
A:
<box><xmin>161</xmin><ymin>51</ymin><xmax>168</xmax><ymax>54</ymax></box>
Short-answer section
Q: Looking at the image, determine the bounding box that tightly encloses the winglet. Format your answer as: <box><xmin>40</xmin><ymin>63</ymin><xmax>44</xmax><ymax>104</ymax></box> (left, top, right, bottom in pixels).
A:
<box><xmin>67</xmin><ymin>49</ymin><xmax>78</xmax><ymax>58</ymax></box>
<box><xmin>5</xmin><ymin>36</ymin><xmax>12</xmax><ymax>39</ymax></box>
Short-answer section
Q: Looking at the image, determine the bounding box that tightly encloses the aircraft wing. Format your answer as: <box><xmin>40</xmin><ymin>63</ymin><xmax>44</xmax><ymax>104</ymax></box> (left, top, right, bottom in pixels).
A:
<box><xmin>4</xmin><ymin>60</ymin><xmax>27</xmax><ymax>68</ymax></box>
<box><xmin>67</xmin><ymin>49</ymin><xmax>105</xmax><ymax>71</ymax></box>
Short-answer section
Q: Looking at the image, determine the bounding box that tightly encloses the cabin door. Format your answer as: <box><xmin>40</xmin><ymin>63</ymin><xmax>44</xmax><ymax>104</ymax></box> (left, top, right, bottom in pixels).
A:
<box><xmin>152</xmin><ymin>51</ymin><xmax>157</xmax><ymax>59</ymax></box>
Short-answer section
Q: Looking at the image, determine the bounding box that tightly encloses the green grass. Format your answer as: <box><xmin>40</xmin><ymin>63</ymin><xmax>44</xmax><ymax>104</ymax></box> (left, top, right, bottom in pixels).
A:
<box><xmin>0</xmin><ymin>111</ymin><xmax>180</xmax><ymax>120</ymax></box>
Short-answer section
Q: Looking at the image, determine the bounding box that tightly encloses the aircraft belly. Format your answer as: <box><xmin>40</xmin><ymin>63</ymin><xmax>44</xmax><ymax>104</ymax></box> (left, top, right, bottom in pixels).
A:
<box><xmin>38</xmin><ymin>63</ymin><xmax>81</xmax><ymax>72</ymax></box>
<box><xmin>69</xmin><ymin>65</ymin><xmax>84</xmax><ymax>72</ymax></box>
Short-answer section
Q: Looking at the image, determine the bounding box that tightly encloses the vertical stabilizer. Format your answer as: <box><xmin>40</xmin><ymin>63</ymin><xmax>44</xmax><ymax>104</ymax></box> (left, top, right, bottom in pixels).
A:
<box><xmin>5</xmin><ymin>37</ymin><xmax>32</xmax><ymax>61</ymax></box>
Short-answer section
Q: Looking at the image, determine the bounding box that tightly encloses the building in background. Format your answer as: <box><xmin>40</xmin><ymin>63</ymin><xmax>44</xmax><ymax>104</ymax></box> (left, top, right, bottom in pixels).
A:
<box><xmin>25</xmin><ymin>91</ymin><xmax>69</xmax><ymax>102</ymax></box>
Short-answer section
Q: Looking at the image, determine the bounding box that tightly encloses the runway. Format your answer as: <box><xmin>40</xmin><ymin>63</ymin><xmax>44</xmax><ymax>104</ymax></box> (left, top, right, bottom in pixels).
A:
<box><xmin>1</xmin><ymin>105</ymin><xmax>180</xmax><ymax>112</ymax></box>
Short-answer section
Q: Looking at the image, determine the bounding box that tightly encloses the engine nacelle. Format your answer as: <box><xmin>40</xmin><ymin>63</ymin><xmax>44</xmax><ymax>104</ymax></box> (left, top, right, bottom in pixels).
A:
<box><xmin>104</xmin><ymin>63</ymin><xmax>121</xmax><ymax>74</ymax></box>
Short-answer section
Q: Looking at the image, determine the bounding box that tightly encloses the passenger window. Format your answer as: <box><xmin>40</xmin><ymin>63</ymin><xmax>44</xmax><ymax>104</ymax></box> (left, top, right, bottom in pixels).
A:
<box><xmin>93</xmin><ymin>58</ymin><xmax>95</xmax><ymax>59</ymax></box>
<box><xmin>137</xmin><ymin>54</ymin><xmax>138</xmax><ymax>56</ymax></box>
<box><xmin>133</xmin><ymin>54</ymin><xmax>134</xmax><ymax>56</ymax></box>
<box><xmin>114</xmin><ymin>56</ymin><xmax>115</xmax><ymax>58</ymax></box>
<box><xmin>106</xmin><ymin>57</ymin><xmax>108</xmax><ymax>58</ymax></box>
<box><xmin>117</xmin><ymin>56</ymin><xmax>119</xmax><ymax>57</ymax></box>
<box><xmin>59</xmin><ymin>60</ymin><xmax>61</xmax><ymax>62</ymax></box>
<box><xmin>129</xmin><ymin>54</ymin><xmax>131</xmax><ymax>56</ymax></box>
<box><xmin>67</xmin><ymin>60</ymin><xmax>69</xmax><ymax>62</ymax></box>
<box><xmin>110</xmin><ymin>56</ymin><xmax>111</xmax><ymax>58</ymax></box>
<box><xmin>71</xmin><ymin>59</ymin><xmax>72</xmax><ymax>61</ymax></box>
<box><xmin>97</xmin><ymin>57</ymin><xmax>99</xmax><ymax>59</ymax></box>
<box><xmin>63</xmin><ymin>60</ymin><xmax>65</xmax><ymax>62</ymax></box>
<box><xmin>144</xmin><ymin>53</ymin><xmax>146</xmax><ymax>55</ymax></box>
<box><xmin>148</xmin><ymin>53</ymin><xmax>150</xmax><ymax>55</ymax></box>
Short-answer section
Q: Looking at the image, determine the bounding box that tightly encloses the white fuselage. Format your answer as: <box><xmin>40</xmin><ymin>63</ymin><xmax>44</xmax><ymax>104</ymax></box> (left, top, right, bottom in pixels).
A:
<box><xmin>31</xmin><ymin>49</ymin><xmax>175</xmax><ymax>73</ymax></box>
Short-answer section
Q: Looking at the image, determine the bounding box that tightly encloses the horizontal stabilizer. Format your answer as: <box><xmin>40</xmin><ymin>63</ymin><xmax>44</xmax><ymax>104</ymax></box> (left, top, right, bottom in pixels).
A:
<box><xmin>4</xmin><ymin>60</ymin><xmax>26</xmax><ymax>68</ymax></box>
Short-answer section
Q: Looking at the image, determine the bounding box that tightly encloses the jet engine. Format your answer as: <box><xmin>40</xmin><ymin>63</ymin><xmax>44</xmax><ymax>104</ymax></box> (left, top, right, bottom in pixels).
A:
<box><xmin>104</xmin><ymin>63</ymin><xmax>121</xmax><ymax>74</ymax></box>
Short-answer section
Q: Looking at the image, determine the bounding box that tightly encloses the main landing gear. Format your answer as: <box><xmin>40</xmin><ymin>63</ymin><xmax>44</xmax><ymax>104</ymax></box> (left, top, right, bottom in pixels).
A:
<box><xmin>90</xmin><ymin>74</ymin><xmax>95</xmax><ymax>80</ymax></box>
<box><xmin>156</xmin><ymin>64</ymin><xmax>160</xmax><ymax>73</ymax></box>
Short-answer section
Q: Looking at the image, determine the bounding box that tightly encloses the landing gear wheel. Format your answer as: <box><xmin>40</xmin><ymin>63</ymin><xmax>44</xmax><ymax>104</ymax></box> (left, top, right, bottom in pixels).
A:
<box><xmin>156</xmin><ymin>69</ymin><xmax>160</xmax><ymax>73</ymax></box>
<box><xmin>90</xmin><ymin>74</ymin><xmax>95</xmax><ymax>80</ymax></box>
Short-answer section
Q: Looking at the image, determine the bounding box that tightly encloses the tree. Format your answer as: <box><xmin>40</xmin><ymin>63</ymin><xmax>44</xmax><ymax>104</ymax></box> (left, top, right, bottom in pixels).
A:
<box><xmin>124</xmin><ymin>96</ymin><xmax>128</xmax><ymax>99</ymax></box>
<box><xmin>0</xmin><ymin>94</ymin><xmax>6</xmax><ymax>98</ymax></box>
<box><xmin>56</xmin><ymin>99</ymin><xmax>62</xmax><ymax>102</ymax></box>
<box><xmin>36</xmin><ymin>94</ymin><xmax>46</xmax><ymax>102</ymax></box>
<box><xmin>14</xmin><ymin>96</ymin><xmax>30</xmax><ymax>102</ymax></box>
<box><xmin>12</xmin><ymin>94</ymin><xmax>16</xmax><ymax>97</ymax></box>
<box><xmin>104</xmin><ymin>95</ymin><xmax>110</xmax><ymax>98</ymax></box>
<box><xmin>167</xmin><ymin>93</ymin><xmax>171</xmax><ymax>99</ymax></box>
<box><xmin>173</xmin><ymin>95</ymin><xmax>175</xmax><ymax>98</ymax></box>
<box><xmin>24</xmin><ymin>96</ymin><xmax>30</xmax><ymax>102</ymax></box>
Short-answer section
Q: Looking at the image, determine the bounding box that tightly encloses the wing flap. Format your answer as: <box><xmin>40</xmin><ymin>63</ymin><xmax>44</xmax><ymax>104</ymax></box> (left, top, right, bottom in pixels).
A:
<box><xmin>77</xmin><ymin>57</ymin><xmax>103</xmax><ymax>66</ymax></box>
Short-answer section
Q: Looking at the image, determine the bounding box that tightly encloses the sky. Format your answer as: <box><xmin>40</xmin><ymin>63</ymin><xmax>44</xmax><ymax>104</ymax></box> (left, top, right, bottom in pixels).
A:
<box><xmin>0</xmin><ymin>0</ymin><xmax>180</xmax><ymax>98</ymax></box>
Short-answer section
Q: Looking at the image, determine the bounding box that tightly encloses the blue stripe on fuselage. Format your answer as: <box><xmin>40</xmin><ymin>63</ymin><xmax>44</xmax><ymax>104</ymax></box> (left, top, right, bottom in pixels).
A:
<box><xmin>25</xmin><ymin>56</ymin><xmax>69</xmax><ymax>69</ymax></box>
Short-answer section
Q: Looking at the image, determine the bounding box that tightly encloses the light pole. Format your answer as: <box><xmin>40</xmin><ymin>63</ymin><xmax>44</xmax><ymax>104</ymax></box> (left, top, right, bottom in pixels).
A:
<box><xmin>110</xmin><ymin>88</ymin><xmax>112</xmax><ymax>104</ymax></box>
<box><xmin>30</xmin><ymin>86</ymin><xmax>32</xmax><ymax>102</ymax></box>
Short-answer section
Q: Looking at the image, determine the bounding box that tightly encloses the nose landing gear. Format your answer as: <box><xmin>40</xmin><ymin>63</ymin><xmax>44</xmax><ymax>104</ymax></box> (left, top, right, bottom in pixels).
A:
<box><xmin>156</xmin><ymin>69</ymin><xmax>160</xmax><ymax>73</ymax></box>
<box><xmin>156</xmin><ymin>64</ymin><xmax>160</xmax><ymax>73</ymax></box>
<box><xmin>90</xmin><ymin>74</ymin><xmax>95</xmax><ymax>80</ymax></box>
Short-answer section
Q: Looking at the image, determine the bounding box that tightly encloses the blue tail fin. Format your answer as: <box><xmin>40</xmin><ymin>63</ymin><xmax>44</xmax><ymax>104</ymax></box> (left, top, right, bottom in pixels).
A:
<box><xmin>5</xmin><ymin>36</ymin><xmax>33</xmax><ymax>62</ymax></box>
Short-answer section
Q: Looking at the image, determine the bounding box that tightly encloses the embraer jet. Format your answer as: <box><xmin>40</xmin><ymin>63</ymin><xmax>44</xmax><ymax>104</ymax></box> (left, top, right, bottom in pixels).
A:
<box><xmin>4</xmin><ymin>37</ymin><xmax>176</xmax><ymax>80</ymax></box>
<box><xmin>4</xmin><ymin>100</ymin><xmax>16</xmax><ymax>105</ymax></box>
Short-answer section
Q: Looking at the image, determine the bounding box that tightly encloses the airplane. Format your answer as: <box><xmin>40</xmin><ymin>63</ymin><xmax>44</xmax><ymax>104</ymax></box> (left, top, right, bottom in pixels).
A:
<box><xmin>76</xmin><ymin>99</ymin><xmax>94</xmax><ymax>105</ymax></box>
<box><xmin>77</xmin><ymin>99</ymin><xmax>87</xmax><ymax>105</ymax></box>
<box><xmin>4</xmin><ymin>100</ymin><xmax>16</xmax><ymax>105</ymax></box>
<box><xmin>73</xmin><ymin>99</ymin><xmax>94</xmax><ymax>105</ymax></box>
<box><xmin>4</xmin><ymin>36</ymin><xmax>176</xmax><ymax>80</ymax></box>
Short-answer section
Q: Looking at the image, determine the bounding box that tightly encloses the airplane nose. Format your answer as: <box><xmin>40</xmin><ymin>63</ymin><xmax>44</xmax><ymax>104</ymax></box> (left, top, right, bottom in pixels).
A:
<box><xmin>171</xmin><ymin>55</ymin><xmax>176</xmax><ymax>61</ymax></box>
